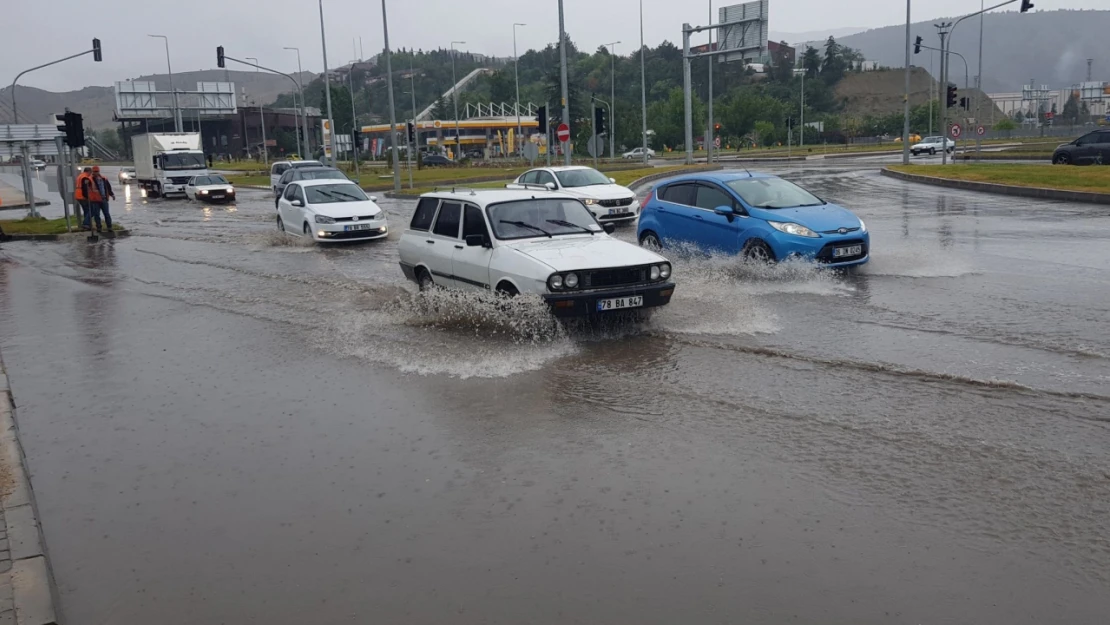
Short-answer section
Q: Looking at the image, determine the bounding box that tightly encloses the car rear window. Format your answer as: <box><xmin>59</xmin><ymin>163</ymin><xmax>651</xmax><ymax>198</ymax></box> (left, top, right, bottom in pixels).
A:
<box><xmin>432</xmin><ymin>202</ymin><xmax>462</xmax><ymax>238</ymax></box>
<box><xmin>272</xmin><ymin>163</ymin><xmax>290</xmax><ymax>175</ymax></box>
<box><xmin>660</xmin><ymin>183</ymin><xmax>695</xmax><ymax>206</ymax></box>
<box><xmin>410</xmin><ymin>198</ymin><xmax>439</xmax><ymax>231</ymax></box>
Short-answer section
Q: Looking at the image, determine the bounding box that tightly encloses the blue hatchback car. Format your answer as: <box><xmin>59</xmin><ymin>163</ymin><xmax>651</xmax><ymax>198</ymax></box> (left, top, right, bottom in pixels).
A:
<box><xmin>637</xmin><ymin>172</ymin><xmax>870</xmax><ymax>267</ymax></box>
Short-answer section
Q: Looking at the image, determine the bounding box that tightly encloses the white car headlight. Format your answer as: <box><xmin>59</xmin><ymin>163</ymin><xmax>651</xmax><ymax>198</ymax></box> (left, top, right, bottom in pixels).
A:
<box><xmin>581</xmin><ymin>198</ymin><xmax>596</xmax><ymax>205</ymax></box>
<box><xmin>768</xmin><ymin>220</ymin><xmax>819</xmax><ymax>238</ymax></box>
<box><xmin>858</xmin><ymin>218</ymin><xmax>867</xmax><ymax>233</ymax></box>
<box><xmin>564</xmin><ymin>272</ymin><xmax>579</xmax><ymax>288</ymax></box>
<box><xmin>649</xmin><ymin>266</ymin><xmax>661</xmax><ymax>281</ymax></box>
<box><xmin>548</xmin><ymin>274</ymin><xmax>564</xmax><ymax>290</ymax></box>
<box><xmin>659</xmin><ymin>263</ymin><xmax>671</xmax><ymax>279</ymax></box>
<box><xmin>314</xmin><ymin>214</ymin><xmax>336</xmax><ymax>224</ymax></box>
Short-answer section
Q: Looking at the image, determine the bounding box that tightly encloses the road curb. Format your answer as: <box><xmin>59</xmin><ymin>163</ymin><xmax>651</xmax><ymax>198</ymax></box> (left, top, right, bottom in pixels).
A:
<box><xmin>880</xmin><ymin>167</ymin><xmax>1110</xmax><ymax>205</ymax></box>
<box><xmin>2</xmin><ymin>229</ymin><xmax>131</xmax><ymax>243</ymax></box>
<box><xmin>0</xmin><ymin>354</ymin><xmax>62</xmax><ymax>624</ymax></box>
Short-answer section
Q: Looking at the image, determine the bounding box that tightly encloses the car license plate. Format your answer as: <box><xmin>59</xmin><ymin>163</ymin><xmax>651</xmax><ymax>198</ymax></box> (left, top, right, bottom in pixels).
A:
<box><xmin>608</xmin><ymin>207</ymin><xmax>629</xmax><ymax>215</ymax></box>
<box><xmin>833</xmin><ymin>245</ymin><xmax>863</xmax><ymax>258</ymax></box>
<box><xmin>596</xmin><ymin>295</ymin><xmax>643</xmax><ymax>311</ymax></box>
<box><xmin>212</xmin><ymin>194</ymin><xmax>225</xmax><ymax>199</ymax></box>
<box><xmin>345</xmin><ymin>223</ymin><xmax>373</xmax><ymax>232</ymax></box>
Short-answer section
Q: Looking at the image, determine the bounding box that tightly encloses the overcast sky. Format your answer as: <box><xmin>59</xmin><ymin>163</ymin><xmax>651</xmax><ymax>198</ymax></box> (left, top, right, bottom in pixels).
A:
<box><xmin>4</xmin><ymin>0</ymin><xmax>1107</xmax><ymax>91</ymax></box>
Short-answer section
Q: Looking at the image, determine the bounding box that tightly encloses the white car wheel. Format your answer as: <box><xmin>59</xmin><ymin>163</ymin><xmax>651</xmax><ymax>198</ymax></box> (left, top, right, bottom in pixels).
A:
<box><xmin>303</xmin><ymin>222</ymin><xmax>314</xmax><ymax>241</ymax></box>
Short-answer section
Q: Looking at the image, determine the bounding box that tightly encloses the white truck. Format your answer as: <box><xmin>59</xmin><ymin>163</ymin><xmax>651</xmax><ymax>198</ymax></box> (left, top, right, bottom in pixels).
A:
<box><xmin>132</xmin><ymin>133</ymin><xmax>207</xmax><ymax>198</ymax></box>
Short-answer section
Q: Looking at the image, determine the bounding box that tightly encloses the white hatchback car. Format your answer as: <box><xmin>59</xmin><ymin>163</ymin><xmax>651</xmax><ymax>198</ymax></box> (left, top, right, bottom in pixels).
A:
<box><xmin>185</xmin><ymin>174</ymin><xmax>236</xmax><ymax>203</ymax></box>
<box><xmin>910</xmin><ymin>136</ymin><xmax>956</xmax><ymax>156</ymax></box>
<box><xmin>276</xmin><ymin>179</ymin><xmax>388</xmax><ymax>242</ymax></box>
<box><xmin>507</xmin><ymin>166</ymin><xmax>641</xmax><ymax>223</ymax></box>
<box><xmin>622</xmin><ymin>147</ymin><xmax>655</xmax><ymax>160</ymax></box>
<box><xmin>398</xmin><ymin>189</ymin><xmax>674</xmax><ymax>317</ymax></box>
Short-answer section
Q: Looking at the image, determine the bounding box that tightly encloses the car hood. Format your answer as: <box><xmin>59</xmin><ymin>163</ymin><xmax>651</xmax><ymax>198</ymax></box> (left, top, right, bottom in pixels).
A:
<box><xmin>310</xmin><ymin>200</ymin><xmax>382</xmax><ymax>218</ymax></box>
<box><xmin>508</xmin><ymin>235</ymin><xmax>665</xmax><ymax>272</ymax></box>
<box><xmin>196</xmin><ymin>184</ymin><xmax>234</xmax><ymax>191</ymax></box>
<box><xmin>755</xmin><ymin>202</ymin><xmax>862</xmax><ymax>233</ymax></box>
<box><xmin>560</xmin><ymin>184</ymin><xmax>635</xmax><ymax>200</ymax></box>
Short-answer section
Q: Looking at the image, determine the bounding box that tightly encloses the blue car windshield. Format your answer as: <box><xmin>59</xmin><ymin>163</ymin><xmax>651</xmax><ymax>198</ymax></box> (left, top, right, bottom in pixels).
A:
<box><xmin>726</xmin><ymin>178</ymin><xmax>824</xmax><ymax>209</ymax></box>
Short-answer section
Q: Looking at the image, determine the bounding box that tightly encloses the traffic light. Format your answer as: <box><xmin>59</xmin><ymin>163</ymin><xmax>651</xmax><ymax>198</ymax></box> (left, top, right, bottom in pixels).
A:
<box><xmin>959</xmin><ymin>97</ymin><xmax>968</xmax><ymax>110</ymax></box>
<box><xmin>1020</xmin><ymin>0</ymin><xmax>1033</xmax><ymax>12</ymax></box>
<box><xmin>536</xmin><ymin>105</ymin><xmax>548</xmax><ymax>134</ymax></box>
<box><xmin>407</xmin><ymin>121</ymin><xmax>415</xmax><ymax>144</ymax></box>
<box><xmin>217</xmin><ymin>46</ymin><xmax>225</xmax><ymax>69</ymax></box>
<box><xmin>913</xmin><ymin>36</ymin><xmax>922</xmax><ymax>55</ymax></box>
<box><xmin>946</xmin><ymin>84</ymin><xmax>958</xmax><ymax>108</ymax></box>
<box><xmin>594</xmin><ymin>106</ymin><xmax>607</xmax><ymax>135</ymax></box>
<box><xmin>92</xmin><ymin>38</ymin><xmax>102</xmax><ymax>62</ymax></box>
<box><xmin>56</xmin><ymin>111</ymin><xmax>85</xmax><ymax>148</ymax></box>
<box><xmin>714</xmin><ymin>123</ymin><xmax>721</xmax><ymax>131</ymax></box>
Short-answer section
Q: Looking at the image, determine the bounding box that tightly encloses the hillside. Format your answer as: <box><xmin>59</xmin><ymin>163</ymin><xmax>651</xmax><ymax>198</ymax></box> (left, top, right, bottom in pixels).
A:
<box><xmin>0</xmin><ymin>69</ymin><xmax>315</xmax><ymax>129</ymax></box>
<box><xmin>836</xmin><ymin>9</ymin><xmax>1108</xmax><ymax>92</ymax></box>
<box><xmin>835</xmin><ymin>67</ymin><xmax>1003</xmax><ymax>119</ymax></box>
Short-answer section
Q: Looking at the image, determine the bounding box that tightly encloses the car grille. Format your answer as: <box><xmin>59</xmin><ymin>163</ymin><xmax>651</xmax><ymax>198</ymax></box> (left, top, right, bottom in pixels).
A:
<box><xmin>333</xmin><ymin>215</ymin><xmax>379</xmax><ymax>223</ymax></box>
<box><xmin>598</xmin><ymin>197</ymin><xmax>634</xmax><ymax>208</ymax></box>
<box><xmin>326</xmin><ymin>228</ymin><xmax>386</xmax><ymax>239</ymax></box>
<box><xmin>169</xmin><ymin>177</ymin><xmax>191</xmax><ymax>185</ymax></box>
<box><xmin>815</xmin><ymin>239</ymin><xmax>868</xmax><ymax>264</ymax></box>
<box><xmin>819</xmin><ymin>226</ymin><xmax>861</xmax><ymax>234</ymax></box>
<box><xmin>581</xmin><ymin>265</ymin><xmax>649</xmax><ymax>289</ymax></box>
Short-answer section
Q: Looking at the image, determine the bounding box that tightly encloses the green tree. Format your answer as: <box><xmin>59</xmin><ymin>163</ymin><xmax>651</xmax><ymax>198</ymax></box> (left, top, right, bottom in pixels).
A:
<box><xmin>431</xmin><ymin>96</ymin><xmax>450</xmax><ymax>120</ymax></box>
<box><xmin>802</xmin><ymin>46</ymin><xmax>821</xmax><ymax>78</ymax></box>
<box><xmin>994</xmin><ymin>117</ymin><xmax>1017</xmax><ymax>136</ymax></box>
<box><xmin>770</xmin><ymin>41</ymin><xmax>794</xmax><ymax>83</ymax></box>
<box><xmin>1079</xmin><ymin>100</ymin><xmax>1091</xmax><ymax>121</ymax></box>
<box><xmin>821</xmin><ymin>37</ymin><xmax>845</xmax><ymax>84</ymax></box>
<box><xmin>647</xmin><ymin>87</ymin><xmax>704</xmax><ymax>150</ymax></box>
<box><xmin>753</xmin><ymin>120</ymin><xmax>776</xmax><ymax>147</ymax></box>
<box><xmin>1061</xmin><ymin>94</ymin><xmax>1079</xmax><ymax>125</ymax></box>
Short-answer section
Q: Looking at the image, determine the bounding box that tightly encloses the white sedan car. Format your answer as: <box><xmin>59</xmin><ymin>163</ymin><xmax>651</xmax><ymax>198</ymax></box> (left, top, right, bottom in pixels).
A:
<box><xmin>622</xmin><ymin>147</ymin><xmax>655</xmax><ymax>159</ymax></box>
<box><xmin>910</xmin><ymin>136</ymin><xmax>956</xmax><ymax>156</ymax></box>
<box><xmin>398</xmin><ymin>189</ymin><xmax>674</xmax><ymax>317</ymax></box>
<box><xmin>507</xmin><ymin>166</ymin><xmax>641</xmax><ymax>223</ymax></box>
<box><xmin>276</xmin><ymin>179</ymin><xmax>388</xmax><ymax>242</ymax></box>
<box><xmin>185</xmin><ymin>175</ymin><xmax>236</xmax><ymax>203</ymax></box>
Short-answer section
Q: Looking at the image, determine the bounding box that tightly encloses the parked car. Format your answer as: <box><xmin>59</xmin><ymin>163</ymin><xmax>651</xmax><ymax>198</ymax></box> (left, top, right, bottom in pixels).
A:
<box><xmin>270</xmin><ymin>160</ymin><xmax>323</xmax><ymax>192</ymax></box>
<box><xmin>1051</xmin><ymin>129</ymin><xmax>1110</xmax><ymax>165</ymax></box>
<box><xmin>507</xmin><ymin>166</ymin><xmax>640</xmax><ymax>223</ymax></box>
<box><xmin>622</xmin><ymin>147</ymin><xmax>656</xmax><ymax>160</ymax></box>
<box><xmin>276</xmin><ymin>179</ymin><xmax>387</xmax><ymax>243</ymax></box>
<box><xmin>273</xmin><ymin>166</ymin><xmax>349</xmax><ymax>207</ymax></box>
<box><xmin>118</xmin><ymin>167</ymin><xmax>137</xmax><ymax>184</ymax></box>
<box><xmin>30</xmin><ymin>159</ymin><xmax>46</xmax><ymax>171</ymax></box>
<box><xmin>422</xmin><ymin>154</ymin><xmax>454</xmax><ymax>167</ymax></box>
<box><xmin>910</xmin><ymin>136</ymin><xmax>955</xmax><ymax>156</ymax></box>
<box><xmin>398</xmin><ymin>189</ymin><xmax>674</xmax><ymax>317</ymax></box>
<box><xmin>185</xmin><ymin>175</ymin><xmax>236</xmax><ymax>203</ymax></box>
<box><xmin>637</xmin><ymin>171</ymin><xmax>870</xmax><ymax>268</ymax></box>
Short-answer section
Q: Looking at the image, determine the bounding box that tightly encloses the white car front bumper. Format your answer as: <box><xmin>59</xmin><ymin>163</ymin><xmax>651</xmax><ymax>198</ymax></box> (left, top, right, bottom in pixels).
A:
<box><xmin>311</xmin><ymin>220</ymin><xmax>389</xmax><ymax>241</ymax></box>
<box><xmin>589</xmin><ymin>199</ymin><xmax>641</xmax><ymax>222</ymax></box>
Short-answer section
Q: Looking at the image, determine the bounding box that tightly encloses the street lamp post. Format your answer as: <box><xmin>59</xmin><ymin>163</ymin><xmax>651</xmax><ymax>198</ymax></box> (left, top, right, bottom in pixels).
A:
<box><xmin>318</xmin><ymin>0</ymin><xmax>338</xmax><ymax>165</ymax></box>
<box><xmin>382</xmin><ymin>0</ymin><xmax>401</xmax><ymax>192</ymax></box>
<box><xmin>348</xmin><ymin>60</ymin><xmax>360</xmax><ymax>176</ymax></box>
<box><xmin>707</xmin><ymin>0</ymin><xmax>714</xmax><ymax>163</ymax></box>
<box><xmin>639</xmin><ymin>0</ymin><xmax>648</xmax><ymax>165</ymax></box>
<box><xmin>557</xmin><ymin>0</ymin><xmax>571</xmax><ymax>166</ymax></box>
<box><xmin>408</xmin><ymin>57</ymin><xmax>417</xmax><ymax>189</ymax></box>
<box><xmin>148</xmin><ymin>35</ymin><xmax>182</xmax><ymax>132</ymax></box>
<box><xmin>246</xmin><ymin>57</ymin><xmax>268</xmax><ymax>165</ymax></box>
<box><xmin>451</xmin><ymin>41</ymin><xmax>466</xmax><ymax>160</ymax></box>
<box><xmin>284</xmin><ymin>46</ymin><xmax>309</xmax><ymax>158</ymax></box>
<box><xmin>513</xmin><ymin>23</ymin><xmax>526</xmax><ymax>157</ymax></box>
<box><xmin>603</xmin><ymin>41</ymin><xmax>620</xmax><ymax>160</ymax></box>
<box><xmin>902</xmin><ymin>0</ymin><xmax>911</xmax><ymax>165</ymax></box>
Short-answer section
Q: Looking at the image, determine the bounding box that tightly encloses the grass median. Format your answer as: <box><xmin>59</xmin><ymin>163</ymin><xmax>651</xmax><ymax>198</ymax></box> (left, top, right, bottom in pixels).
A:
<box><xmin>0</xmin><ymin>216</ymin><xmax>123</xmax><ymax>235</ymax></box>
<box><xmin>888</xmin><ymin>164</ymin><xmax>1110</xmax><ymax>194</ymax></box>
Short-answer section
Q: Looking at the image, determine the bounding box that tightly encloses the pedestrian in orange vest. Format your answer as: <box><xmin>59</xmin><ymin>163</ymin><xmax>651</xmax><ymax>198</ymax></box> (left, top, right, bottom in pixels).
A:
<box><xmin>75</xmin><ymin>167</ymin><xmax>92</xmax><ymax>223</ymax></box>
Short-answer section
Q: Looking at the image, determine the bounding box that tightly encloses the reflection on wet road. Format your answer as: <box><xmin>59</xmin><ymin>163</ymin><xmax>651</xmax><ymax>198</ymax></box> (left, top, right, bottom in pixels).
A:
<box><xmin>1</xmin><ymin>165</ymin><xmax>1108</xmax><ymax>624</ymax></box>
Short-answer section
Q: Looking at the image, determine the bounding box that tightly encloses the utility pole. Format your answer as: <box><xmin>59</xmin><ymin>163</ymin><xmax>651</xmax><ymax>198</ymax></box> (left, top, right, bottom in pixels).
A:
<box><xmin>1087</xmin><ymin>58</ymin><xmax>1093</xmax><ymax>82</ymax></box>
<box><xmin>247</xmin><ymin>57</ymin><xmax>267</xmax><ymax>165</ymax></box>
<box><xmin>707</xmin><ymin>0</ymin><xmax>714</xmax><ymax>163</ymax></box>
<box><xmin>902</xmin><ymin>0</ymin><xmax>911</xmax><ymax>165</ymax></box>
<box><xmin>319</xmin><ymin>0</ymin><xmax>338</xmax><ymax>165</ymax></box>
<box><xmin>603</xmin><ymin>41</ymin><xmax>620</xmax><ymax>160</ymax></box>
<box><xmin>149</xmin><ymin>35</ymin><xmax>182</xmax><ymax>132</ymax></box>
<box><xmin>558</xmin><ymin>0</ymin><xmax>571</xmax><ymax>166</ymax></box>
<box><xmin>348</xmin><ymin>60</ymin><xmax>360</xmax><ymax>176</ymax></box>
<box><xmin>936</xmin><ymin>23</ymin><xmax>951</xmax><ymax>165</ymax></box>
<box><xmin>640</xmin><ymin>0</ymin><xmax>649</xmax><ymax>165</ymax></box>
<box><xmin>382</xmin><ymin>0</ymin><xmax>400</xmax><ymax>192</ymax></box>
<box><xmin>975</xmin><ymin>0</ymin><xmax>985</xmax><ymax>158</ymax></box>
<box><xmin>800</xmin><ymin>70</ymin><xmax>805</xmax><ymax>149</ymax></box>
<box><xmin>682</xmin><ymin>24</ymin><xmax>693</xmax><ymax>165</ymax></box>
<box><xmin>451</xmin><ymin>41</ymin><xmax>465</xmax><ymax>160</ymax></box>
<box><xmin>408</xmin><ymin>57</ymin><xmax>417</xmax><ymax>189</ymax></box>
<box><xmin>284</xmin><ymin>46</ymin><xmax>308</xmax><ymax>157</ymax></box>
<box><xmin>513</xmin><ymin>23</ymin><xmax>526</xmax><ymax>157</ymax></box>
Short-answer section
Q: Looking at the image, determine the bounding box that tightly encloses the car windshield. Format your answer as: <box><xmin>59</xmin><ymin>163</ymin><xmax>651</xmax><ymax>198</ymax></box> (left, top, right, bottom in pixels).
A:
<box><xmin>206</xmin><ymin>175</ymin><xmax>229</xmax><ymax>185</ymax></box>
<box><xmin>726</xmin><ymin>177</ymin><xmax>824</xmax><ymax>209</ymax></box>
<box><xmin>305</xmin><ymin>184</ymin><xmax>369</xmax><ymax>204</ymax></box>
<box><xmin>555</xmin><ymin>168</ymin><xmax>611</xmax><ymax>188</ymax></box>
<box><xmin>299</xmin><ymin>170</ymin><xmax>347</xmax><ymax>181</ymax></box>
<box><xmin>123</xmin><ymin>167</ymin><xmax>135</xmax><ymax>173</ymax></box>
<box><xmin>162</xmin><ymin>152</ymin><xmax>206</xmax><ymax>170</ymax></box>
<box><xmin>291</xmin><ymin>161</ymin><xmax>323</xmax><ymax>169</ymax></box>
<box><xmin>488</xmin><ymin>198</ymin><xmax>601</xmax><ymax>240</ymax></box>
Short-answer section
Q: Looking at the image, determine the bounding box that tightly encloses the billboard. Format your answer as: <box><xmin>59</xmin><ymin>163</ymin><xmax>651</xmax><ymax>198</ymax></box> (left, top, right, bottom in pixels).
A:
<box><xmin>116</xmin><ymin>81</ymin><xmax>236</xmax><ymax>119</ymax></box>
<box><xmin>1078</xmin><ymin>81</ymin><xmax>1105</xmax><ymax>102</ymax></box>
<box><xmin>718</xmin><ymin>0</ymin><xmax>769</xmax><ymax>64</ymax></box>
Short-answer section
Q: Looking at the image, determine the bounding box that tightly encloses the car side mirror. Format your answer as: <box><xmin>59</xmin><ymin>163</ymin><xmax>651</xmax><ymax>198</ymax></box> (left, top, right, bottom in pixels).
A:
<box><xmin>603</xmin><ymin>223</ymin><xmax>616</xmax><ymax>234</ymax></box>
<box><xmin>714</xmin><ymin>205</ymin><xmax>736</xmax><ymax>222</ymax></box>
<box><xmin>291</xmin><ymin>199</ymin><xmax>304</xmax><ymax>207</ymax></box>
<box><xmin>465</xmin><ymin>234</ymin><xmax>491</xmax><ymax>248</ymax></box>
<box><xmin>609</xmin><ymin>177</ymin><xmax>616</xmax><ymax>183</ymax></box>
<box><xmin>369</xmin><ymin>196</ymin><xmax>378</xmax><ymax>202</ymax></box>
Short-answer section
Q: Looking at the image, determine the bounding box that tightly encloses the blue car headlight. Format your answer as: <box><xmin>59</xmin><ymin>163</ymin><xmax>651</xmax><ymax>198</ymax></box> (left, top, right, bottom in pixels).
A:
<box><xmin>858</xmin><ymin>218</ymin><xmax>867</xmax><ymax>233</ymax></box>
<box><xmin>768</xmin><ymin>220</ymin><xmax>819</xmax><ymax>238</ymax></box>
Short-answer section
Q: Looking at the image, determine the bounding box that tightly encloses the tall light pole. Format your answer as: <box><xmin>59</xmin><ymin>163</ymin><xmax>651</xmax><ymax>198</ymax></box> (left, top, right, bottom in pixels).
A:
<box><xmin>513</xmin><ymin>23</ymin><xmax>526</xmax><ymax>157</ymax></box>
<box><xmin>975</xmin><ymin>0</ymin><xmax>985</xmax><ymax>157</ymax></box>
<box><xmin>284</xmin><ymin>46</ymin><xmax>309</xmax><ymax>157</ymax></box>
<box><xmin>603</xmin><ymin>41</ymin><xmax>620</xmax><ymax>160</ymax></box>
<box><xmin>451</xmin><ymin>41</ymin><xmax>466</xmax><ymax>159</ymax></box>
<box><xmin>901</xmin><ymin>0</ymin><xmax>911</xmax><ymax>165</ymax></box>
<box><xmin>557</xmin><ymin>0</ymin><xmax>571</xmax><ymax>166</ymax></box>
<box><xmin>707</xmin><ymin>0</ymin><xmax>714</xmax><ymax>163</ymax></box>
<box><xmin>318</xmin><ymin>0</ymin><xmax>338</xmax><ymax>165</ymax></box>
<box><xmin>640</xmin><ymin>0</ymin><xmax>648</xmax><ymax>165</ymax></box>
<box><xmin>348</xmin><ymin>63</ymin><xmax>360</xmax><ymax>175</ymax></box>
<box><xmin>408</xmin><ymin>57</ymin><xmax>417</xmax><ymax>189</ymax></box>
<box><xmin>800</xmin><ymin>70</ymin><xmax>805</xmax><ymax>148</ymax></box>
<box><xmin>382</xmin><ymin>0</ymin><xmax>401</xmax><ymax>192</ymax></box>
<box><xmin>148</xmin><ymin>35</ymin><xmax>181</xmax><ymax>132</ymax></box>
<box><xmin>246</xmin><ymin>57</ymin><xmax>268</xmax><ymax>165</ymax></box>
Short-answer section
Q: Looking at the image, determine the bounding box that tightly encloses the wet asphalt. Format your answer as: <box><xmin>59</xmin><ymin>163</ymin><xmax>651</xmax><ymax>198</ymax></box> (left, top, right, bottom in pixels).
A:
<box><xmin>1</xmin><ymin>163</ymin><xmax>1108</xmax><ymax>624</ymax></box>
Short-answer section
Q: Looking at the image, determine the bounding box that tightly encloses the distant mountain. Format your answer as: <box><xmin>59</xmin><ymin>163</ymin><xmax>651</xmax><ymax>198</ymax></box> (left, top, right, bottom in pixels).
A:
<box><xmin>833</xmin><ymin>9</ymin><xmax>1108</xmax><ymax>93</ymax></box>
<box><xmin>0</xmin><ymin>69</ymin><xmax>315</xmax><ymax>129</ymax></box>
<box><xmin>769</xmin><ymin>27</ymin><xmax>866</xmax><ymax>48</ymax></box>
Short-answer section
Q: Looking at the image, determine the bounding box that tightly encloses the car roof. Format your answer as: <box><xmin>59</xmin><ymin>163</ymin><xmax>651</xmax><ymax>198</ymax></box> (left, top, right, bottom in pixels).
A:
<box><xmin>530</xmin><ymin>166</ymin><xmax>594</xmax><ymax>172</ymax></box>
<box><xmin>292</xmin><ymin>167</ymin><xmax>341</xmax><ymax>174</ymax></box>
<box><xmin>295</xmin><ymin>178</ymin><xmax>360</xmax><ymax>188</ymax></box>
<box><xmin>652</xmin><ymin>170</ymin><xmax>779</xmax><ymax>185</ymax></box>
<box><xmin>421</xmin><ymin>188</ymin><xmax>577</xmax><ymax>206</ymax></box>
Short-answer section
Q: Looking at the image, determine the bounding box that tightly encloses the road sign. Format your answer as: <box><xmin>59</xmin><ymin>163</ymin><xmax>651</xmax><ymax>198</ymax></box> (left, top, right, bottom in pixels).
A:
<box><xmin>950</xmin><ymin>123</ymin><xmax>962</xmax><ymax>138</ymax></box>
<box><xmin>522</xmin><ymin>142</ymin><xmax>539</xmax><ymax>163</ymax></box>
<box><xmin>976</xmin><ymin>125</ymin><xmax>986</xmax><ymax>136</ymax></box>
<box><xmin>714</xmin><ymin>136</ymin><xmax>721</xmax><ymax>149</ymax></box>
<box><xmin>588</xmin><ymin>135</ymin><xmax>605</xmax><ymax>158</ymax></box>
<box><xmin>556</xmin><ymin>123</ymin><xmax>571</xmax><ymax>143</ymax></box>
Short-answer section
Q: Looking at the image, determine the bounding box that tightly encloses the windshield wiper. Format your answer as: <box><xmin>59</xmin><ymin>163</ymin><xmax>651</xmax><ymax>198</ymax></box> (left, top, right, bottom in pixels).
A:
<box><xmin>499</xmin><ymin>220</ymin><xmax>552</xmax><ymax>237</ymax></box>
<box><xmin>332</xmin><ymin>191</ymin><xmax>363</xmax><ymax>201</ymax></box>
<box><xmin>546</xmin><ymin>219</ymin><xmax>594</xmax><ymax>235</ymax></box>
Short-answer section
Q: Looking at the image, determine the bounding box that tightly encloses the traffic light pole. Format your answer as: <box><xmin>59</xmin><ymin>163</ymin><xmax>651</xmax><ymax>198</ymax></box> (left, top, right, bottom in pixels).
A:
<box><xmin>221</xmin><ymin>55</ymin><xmax>305</xmax><ymax>160</ymax></box>
<box><xmin>10</xmin><ymin>46</ymin><xmax>98</xmax><ymax>123</ymax></box>
<box><xmin>937</xmin><ymin>26</ymin><xmax>950</xmax><ymax>165</ymax></box>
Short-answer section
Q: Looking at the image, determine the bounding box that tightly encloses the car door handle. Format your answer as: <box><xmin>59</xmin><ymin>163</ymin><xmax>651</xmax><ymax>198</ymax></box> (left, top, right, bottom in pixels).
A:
<box><xmin>454</xmin><ymin>245</ymin><xmax>464</xmax><ymax>250</ymax></box>
<box><xmin>694</xmin><ymin>214</ymin><xmax>704</xmax><ymax>220</ymax></box>
<box><xmin>426</xmin><ymin>240</ymin><xmax>435</xmax><ymax>244</ymax></box>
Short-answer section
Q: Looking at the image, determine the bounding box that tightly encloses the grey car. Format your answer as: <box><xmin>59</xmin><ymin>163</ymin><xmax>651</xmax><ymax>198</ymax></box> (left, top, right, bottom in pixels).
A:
<box><xmin>273</xmin><ymin>167</ymin><xmax>351</xmax><ymax>207</ymax></box>
<box><xmin>1052</xmin><ymin>129</ymin><xmax>1110</xmax><ymax>165</ymax></box>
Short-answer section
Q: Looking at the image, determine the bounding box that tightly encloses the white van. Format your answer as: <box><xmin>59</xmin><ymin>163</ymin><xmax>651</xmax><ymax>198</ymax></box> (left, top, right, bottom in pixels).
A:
<box><xmin>270</xmin><ymin>160</ymin><xmax>323</xmax><ymax>193</ymax></box>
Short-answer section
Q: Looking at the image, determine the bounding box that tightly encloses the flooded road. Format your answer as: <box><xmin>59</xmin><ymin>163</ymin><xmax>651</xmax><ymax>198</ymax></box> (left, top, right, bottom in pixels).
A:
<box><xmin>1</xmin><ymin>165</ymin><xmax>1108</xmax><ymax>624</ymax></box>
